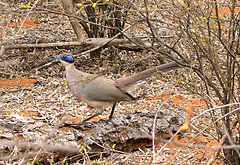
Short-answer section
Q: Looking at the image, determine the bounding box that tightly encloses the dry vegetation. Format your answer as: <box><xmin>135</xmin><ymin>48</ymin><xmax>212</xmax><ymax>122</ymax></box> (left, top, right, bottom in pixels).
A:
<box><xmin>0</xmin><ymin>0</ymin><xmax>239</xmax><ymax>164</ymax></box>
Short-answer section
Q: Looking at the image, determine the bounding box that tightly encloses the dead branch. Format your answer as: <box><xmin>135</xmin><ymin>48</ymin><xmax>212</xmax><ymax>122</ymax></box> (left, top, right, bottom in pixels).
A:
<box><xmin>61</xmin><ymin>0</ymin><xmax>84</xmax><ymax>40</ymax></box>
<box><xmin>4</xmin><ymin>38</ymin><xmax>150</xmax><ymax>51</ymax></box>
<box><xmin>0</xmin><ymin>140</ymin><xmax>80</xmax><ymax>162</ymax></box>
<box><xmin>207</xmin><ymin>135</ymin><xmax>226</xmax><ymax>165</ymax></box>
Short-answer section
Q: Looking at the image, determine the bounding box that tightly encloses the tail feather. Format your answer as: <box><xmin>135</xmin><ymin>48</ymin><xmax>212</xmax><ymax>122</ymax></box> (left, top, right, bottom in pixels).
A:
<box><xmin>116</xmin><ymin>61</ymin><xmax>180</xmax><ymax>89</ymax></box>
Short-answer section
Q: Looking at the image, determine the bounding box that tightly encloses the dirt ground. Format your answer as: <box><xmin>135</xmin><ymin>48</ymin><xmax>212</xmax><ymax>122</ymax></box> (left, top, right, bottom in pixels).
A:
<box><xmin>0</xmin><ymin>0</ymin><xmax>224</xmax><ymax>164</ymax></box>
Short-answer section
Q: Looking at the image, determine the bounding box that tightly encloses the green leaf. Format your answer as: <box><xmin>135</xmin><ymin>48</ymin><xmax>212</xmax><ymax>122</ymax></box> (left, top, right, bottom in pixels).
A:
<box><xmin>27</xmin><ymin>2</ymin><xmax>31</xmax><ymax>8</ymax></box>
<box><xmin>18</xmin><ymin>29</ymin><xmax>23</xmax><ymax>34</ymax></box>
<box><xmin>20</xmin><ymin>4</ymin><xmax>27</xmax><ymax>8</ymax></box>
<box><xmin>93</xmin><ymin>0</ymin><xmax>102</xmax><ymax>7</ymax></box>
<box><xmin>77</xmin><ymin>2</ymin><xmax>84</xmax><ymax>7</ymax></box>
<box><xmin>20</xmin><ymin>2</ymin><xmax>31</xmax><ymax>8</ymax></box>
<box><xmin>199</xmin><ymin>16</ymin><xmax>206</xmax><ymax>20</ymax></box>
<box><xmin>92</xmin><ymin>3</ymin><xmax>97</xmax><ymax>8</ymax></box>
<box><xmin>86</xmin><ymin>144</ymin><xmax>92</xmax><ymax>150</ymax></box>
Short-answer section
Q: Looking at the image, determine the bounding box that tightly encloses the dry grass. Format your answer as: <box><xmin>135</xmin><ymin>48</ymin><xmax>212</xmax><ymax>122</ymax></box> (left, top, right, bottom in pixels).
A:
<box><xmin>0</xmin><ymin>0</ymin><xmax>226</xmax><ymax>164</ymax></box>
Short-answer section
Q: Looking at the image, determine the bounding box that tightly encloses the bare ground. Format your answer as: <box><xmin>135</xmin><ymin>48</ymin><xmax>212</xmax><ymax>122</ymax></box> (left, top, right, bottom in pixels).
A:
<box><xmin>0</xmin><ymin>0</ymin><xmax>223</xmax><ymax>164</ymax></box>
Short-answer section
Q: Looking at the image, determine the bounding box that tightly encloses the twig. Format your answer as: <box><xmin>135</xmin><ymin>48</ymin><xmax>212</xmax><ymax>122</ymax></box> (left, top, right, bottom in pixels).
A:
<box><xmin>15</xmin><ymin>0</ymin><xmax>41</xmax><ymax>35</ymax></box>
<box><xmin>79</xmin><ymin>24</ymin><xmax>135</xmax><ymax>56</ymax></box>
<box><xmin>191</xmin><ymin>102</ymin><xmax>240</xmax><ymax>121</ymax></box>
<box><xmin>207</xmin><ymin>135</ymin><xmax>226</xmax><ymax>165</ymax></box>
<box><xmin>30</xmin><ymin>60</ymin><xmax>58</xmax><ymax>73</ymax></box>
<box><xmin>152</xmin><ymin>94</ymin><xmax>177</xmax><ymax>164</ymax></box>
<box><xmin>158</xmin><ymin>137</ymin><xmax>240</xmax><ymax>150</ymax></box>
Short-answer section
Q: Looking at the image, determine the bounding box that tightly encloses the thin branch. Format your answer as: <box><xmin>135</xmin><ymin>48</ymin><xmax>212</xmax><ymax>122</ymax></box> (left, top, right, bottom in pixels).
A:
<box><xmin>78</xmin><ymin>24</ymin><xmax>135</xmax><ymax>56</ymax></box>
<box><xmin>213</xmin><ymin>0</ymin><xmax>222</xmax><ymax>39</ymax></box>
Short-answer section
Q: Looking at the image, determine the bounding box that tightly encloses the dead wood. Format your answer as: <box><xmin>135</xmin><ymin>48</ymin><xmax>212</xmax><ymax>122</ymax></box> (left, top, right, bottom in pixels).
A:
<box><xmin>61</xmin><ymin>0</ymin><xmax>84</xmax><ymax>40</ymax></box>
<box><xmin>66</xmin><ymin>109</ymin><xmax>184</xmax><ymax>152</ymax></box>
<box><xmin>0</xmin><ymin>109</ymin><xmax>183</xmax><ymax>163</ymax></box>
<box><xmin>4</xmin><ymin>38</ymin><xmax>148</xmax><ymax>51</ymax></box>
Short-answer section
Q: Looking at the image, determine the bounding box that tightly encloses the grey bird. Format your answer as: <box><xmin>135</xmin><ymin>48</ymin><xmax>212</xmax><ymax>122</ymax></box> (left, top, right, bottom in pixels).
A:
<box><xmin>54</xmin><ymin>54</ymin><xmax>181</xmax><ymax>122</ymax></box>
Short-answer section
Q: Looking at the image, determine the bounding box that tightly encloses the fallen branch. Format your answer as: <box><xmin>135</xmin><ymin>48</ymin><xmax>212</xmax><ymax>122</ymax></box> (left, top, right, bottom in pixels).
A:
<box><xmin>0</xmin><ymin>140</ymin><xmax>80</xmax><ymax>162</ymax></box>
<box><xmin>4</xmin><ymin>38</ymin><xmax>150</xmax><ymax>51</ymax></box>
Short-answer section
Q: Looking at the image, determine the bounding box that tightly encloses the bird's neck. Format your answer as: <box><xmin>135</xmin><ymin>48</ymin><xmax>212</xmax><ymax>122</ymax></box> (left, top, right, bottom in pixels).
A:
<box><xmin>65</xmin><ymin>63</ymin><xmax>75</xmax><ymax>71</ymax></box>
<box><xmin>65</xmin><ymin>63</ymin><xmax>93</xmax><ymax>86</ymax></box>
<box><xmin>65</xmin><ymin>64</ymin><xmax>79</xmax><ymax>82</ymax></box>
<box><xmin>66</xmin><ymin>63</ymin><xmax>79</xmax><ymax>74</ymax></box>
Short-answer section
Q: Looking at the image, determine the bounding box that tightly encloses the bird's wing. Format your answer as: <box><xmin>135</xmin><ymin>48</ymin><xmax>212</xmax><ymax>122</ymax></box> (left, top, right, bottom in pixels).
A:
<box><xmin>81</xmin><ymin>77</ymin><xmax>134</xmax><ymax>102</ymax></box>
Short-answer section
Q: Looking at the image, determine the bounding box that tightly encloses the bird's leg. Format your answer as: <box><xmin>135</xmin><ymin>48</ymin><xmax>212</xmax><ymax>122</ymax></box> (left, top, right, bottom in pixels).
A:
<box><xmin>83</xmin><ymin>102</ymin><xmax>117</xmax><ymax>122</ymax></box>
<box><xmin>108</xmin><ymin>102</ymin><xmax>117</xmax><ymax>120</ymax></box>
<box><xmin>63</xmin><ymin>109</ymin><xmax>103</xmax><ymax>129</ymax></box>
<box><xmin>97</xmin><ymin>102</ymin><xmax>117</xmax><ymax>124</ymax></box>
<box><xmin>67</xmin><ymin>103</ymin><xmax>117</xmax><ymax>128</ymax></box>
<box><xmin>81</xmin><ymin>112</ymin><xmax>103</xmax><ymax>123</ymax></box>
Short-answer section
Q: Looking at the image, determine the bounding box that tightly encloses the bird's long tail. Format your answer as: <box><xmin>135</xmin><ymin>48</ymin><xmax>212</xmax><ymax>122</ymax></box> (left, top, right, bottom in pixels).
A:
<box><xmin>116</xmin><ymin>61</ymin><xmax>181</xmax><ymax>90</ymax></box>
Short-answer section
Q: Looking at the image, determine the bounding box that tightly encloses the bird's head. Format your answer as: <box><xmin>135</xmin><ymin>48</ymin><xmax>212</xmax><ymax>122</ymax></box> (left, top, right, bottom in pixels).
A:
<box><xmin>54</xmin><ymin>54</ymin><xmax>74</xmax><ymax>66</ymax></box>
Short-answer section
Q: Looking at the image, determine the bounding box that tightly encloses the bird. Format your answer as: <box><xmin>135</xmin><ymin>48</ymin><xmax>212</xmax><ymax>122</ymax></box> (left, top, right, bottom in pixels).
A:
<box><xmin>54</xmin><ymin>54</ymin><xmax>181</xmax><ymax>122</ymax></box>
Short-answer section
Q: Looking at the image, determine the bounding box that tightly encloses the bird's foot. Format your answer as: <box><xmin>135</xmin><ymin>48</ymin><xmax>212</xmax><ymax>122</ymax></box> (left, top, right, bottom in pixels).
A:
<box><xmin>99</xmin><ymin>118</ymin><xmax>112</xmax><ymax>123</ymax></box>
<box><xmin>63</xmin><ymin>121</ymin><xmax>94</xmax><ymax>130</ymax></box>
<box><xmin>98</xmin><ymin>117</ymin><xmax>118</xmax><ymax>126</ymax></box>
<box><xmin>62</xmin><ymin>114</ymin><xmax>114</xmax><ymax>129</ymax></box>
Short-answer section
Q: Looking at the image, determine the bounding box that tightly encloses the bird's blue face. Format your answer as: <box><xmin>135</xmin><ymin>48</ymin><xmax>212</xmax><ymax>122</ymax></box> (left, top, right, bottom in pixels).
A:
<box><xmin>54</xmin><ymin>54</ymin><xmax>74</xmax><ymax>63</ymax></box>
